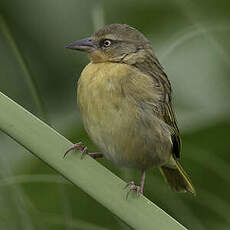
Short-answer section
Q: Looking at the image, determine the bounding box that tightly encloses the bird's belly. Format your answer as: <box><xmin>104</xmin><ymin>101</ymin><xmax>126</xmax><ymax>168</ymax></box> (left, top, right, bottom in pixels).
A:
<box><xmin>77</xmin><ymin>63</ymin><xmax>172</xmax><ymax>169</ymax></box>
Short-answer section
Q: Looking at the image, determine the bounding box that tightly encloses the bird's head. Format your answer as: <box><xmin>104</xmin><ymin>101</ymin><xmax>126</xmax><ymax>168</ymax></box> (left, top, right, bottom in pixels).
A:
<box><xmin>65</xmin><ymin>24</ymin><xmax>153</xmax><ymax>64</ymax></box>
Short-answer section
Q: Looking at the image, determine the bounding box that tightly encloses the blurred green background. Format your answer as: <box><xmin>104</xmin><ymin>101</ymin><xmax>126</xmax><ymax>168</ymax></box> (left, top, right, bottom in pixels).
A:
<box><xmin>0</xmin><ymin>0</ymin><xmax>230</xmax><ymax>229</ymax></box>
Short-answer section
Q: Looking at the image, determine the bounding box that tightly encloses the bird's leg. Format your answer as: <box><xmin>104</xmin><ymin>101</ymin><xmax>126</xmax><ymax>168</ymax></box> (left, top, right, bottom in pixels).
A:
<box><xmin>88</xmin><ymin>153</ymin><xmax>104</xmax><ymax>159</ymax></box>
<box><xmin>125</xmin><ymin>169</ymin><xmax>146</xmax><ymax>199</ymax></box>
<box><xmin>64</xmin><ymin>141</ymin><xmax>103</xmax><ymax>159</ymax></box>
<box><xmin>139</xmin><ymin>169</ymin><xmax>146</xmax><ymax>193</ymax></box>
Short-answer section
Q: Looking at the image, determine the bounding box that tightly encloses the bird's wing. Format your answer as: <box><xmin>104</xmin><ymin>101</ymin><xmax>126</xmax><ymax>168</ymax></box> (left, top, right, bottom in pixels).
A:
<box><xmin>157</xmin><ymin>71</ymin><xmax>181</xmax><ymax>159</ymax></box>
<box><xmin>133</xmin><ymin>56</ymin><xmax>181</xmax><ymax>159</ymax></box>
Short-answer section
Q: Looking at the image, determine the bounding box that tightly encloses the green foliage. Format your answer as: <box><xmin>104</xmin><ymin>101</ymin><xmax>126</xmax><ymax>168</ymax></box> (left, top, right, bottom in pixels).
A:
<box><xmin>0</xmin><ymin>92</ymin><xmax>186</xmax><ymax>229</ymax></box>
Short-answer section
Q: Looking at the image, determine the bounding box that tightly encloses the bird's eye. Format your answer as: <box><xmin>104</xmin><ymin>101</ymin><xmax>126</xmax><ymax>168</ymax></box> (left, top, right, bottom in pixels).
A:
<box><xmin>103</xmin><ymin>39</ymin><xmax>112</xmax><ymax>47</ymax></box>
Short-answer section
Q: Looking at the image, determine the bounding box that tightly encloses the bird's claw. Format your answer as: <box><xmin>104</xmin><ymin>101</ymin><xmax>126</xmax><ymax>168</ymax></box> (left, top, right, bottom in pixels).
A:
<box><xmin>64</xmin><ymin>141</ymin><xmax>88</xmax><ymax>158</ymax></box>
<box><xmin>64</xmin><ymin>141</ymin><xmax>103</xmax><ymax>160</ymax></box>
<box><xmin>124</xmin><ymin>181</ymin><xmax>143</xmax><ymax>199</ymax></box>
<box><xmin>80</xmin><ymin>146</ymin><xmax>88</xmax><ymax>159</ymax></box>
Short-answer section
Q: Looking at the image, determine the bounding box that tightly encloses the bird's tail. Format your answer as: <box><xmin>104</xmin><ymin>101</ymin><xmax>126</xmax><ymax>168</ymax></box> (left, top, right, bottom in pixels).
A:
<box><xmin>160</xmin><ymin>158</ymin><xmax>196</xmax><ymax>195</ymax></box>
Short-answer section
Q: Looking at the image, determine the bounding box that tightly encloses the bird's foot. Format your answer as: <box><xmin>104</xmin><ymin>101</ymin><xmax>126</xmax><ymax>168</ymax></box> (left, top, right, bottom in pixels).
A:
<box><xmin>64</xmin><ymin>141</ymin><xmax>103</xmax><ymax>159</ymax></box>
<box><xmin>125</xmin><ymin>181</ymin><xmax>143</xmax><ymax>199</ymax></box>
<box><xmin>64</xmin><ymin>141</ymin><xmax>87</xmax><ymax>158</ymax></box>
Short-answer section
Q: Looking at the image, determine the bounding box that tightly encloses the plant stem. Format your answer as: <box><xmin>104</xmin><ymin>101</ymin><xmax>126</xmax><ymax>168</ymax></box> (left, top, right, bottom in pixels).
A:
<box><xmin>0</xmin><ymin>91</ymin><xmax>187</xmax><ymax>230</ymax></box>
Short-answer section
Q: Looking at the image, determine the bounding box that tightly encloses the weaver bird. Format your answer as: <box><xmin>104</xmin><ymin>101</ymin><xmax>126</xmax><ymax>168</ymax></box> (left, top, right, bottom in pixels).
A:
<box><xmin>65</xmin><ymin>24</ymin><xmax>195</xmax><ymax>196</ymax></box>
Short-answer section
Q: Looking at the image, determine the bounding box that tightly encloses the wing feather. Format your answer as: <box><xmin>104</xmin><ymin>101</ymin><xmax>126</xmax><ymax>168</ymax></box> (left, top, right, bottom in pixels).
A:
<box><xmin>132</xmin><ymin>54</ymin><xmax>181</xmax><ymax>158</ymax></box>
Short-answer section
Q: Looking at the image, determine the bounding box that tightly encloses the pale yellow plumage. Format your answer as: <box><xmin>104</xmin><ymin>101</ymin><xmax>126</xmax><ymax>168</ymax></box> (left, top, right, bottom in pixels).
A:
<box><xmin>78</xmin><ymin>62</ymin><xmax>172</xmax><ymax>169</ymax></box>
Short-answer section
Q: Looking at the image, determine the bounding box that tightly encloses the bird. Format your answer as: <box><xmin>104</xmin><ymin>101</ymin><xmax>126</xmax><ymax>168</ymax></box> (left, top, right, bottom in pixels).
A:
<box><xmin>65</xmin><ymin>23</ymin><xmax>195</xmax><ymax>196</ymax></box>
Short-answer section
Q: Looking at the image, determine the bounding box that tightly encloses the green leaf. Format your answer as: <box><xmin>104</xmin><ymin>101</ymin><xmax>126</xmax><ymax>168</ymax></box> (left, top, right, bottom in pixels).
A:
<box><xmin>0</xmin><ymin>13</ymin><xmax>47</xmax><ymax>121</ymax></box>
<box><xmin>0</xmin><ymin>91</ymin><xmax>187</xmax><ymax>230</ymax></box>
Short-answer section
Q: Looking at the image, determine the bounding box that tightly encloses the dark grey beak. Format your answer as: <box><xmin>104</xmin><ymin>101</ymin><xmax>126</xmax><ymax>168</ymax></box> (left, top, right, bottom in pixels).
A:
<box><xmin>65</xmin><ymin>37</ymin><xmax>95</xmax><ymax>52</ymax></box>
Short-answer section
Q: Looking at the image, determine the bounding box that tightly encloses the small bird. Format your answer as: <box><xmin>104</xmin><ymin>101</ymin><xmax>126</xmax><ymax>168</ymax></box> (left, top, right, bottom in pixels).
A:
<box><xmin>65</xmin><ymin>24</ymin><xmax>195</xmax><ymax>196</ymax></box>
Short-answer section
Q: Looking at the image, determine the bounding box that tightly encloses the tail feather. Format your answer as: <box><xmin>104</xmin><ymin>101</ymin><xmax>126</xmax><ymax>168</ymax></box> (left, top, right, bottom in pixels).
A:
<box><xmin>160</xmin><ymin>160</ymin><xmax>196</xmax><ymax>195</ymax></box>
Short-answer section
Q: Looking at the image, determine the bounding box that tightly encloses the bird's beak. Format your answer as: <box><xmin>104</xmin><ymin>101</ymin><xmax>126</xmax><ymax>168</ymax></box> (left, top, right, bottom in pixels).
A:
<box><xmin>65</xmin><ymin>37</ymin><xmax>95</xmax><ymax>52</ymax></box>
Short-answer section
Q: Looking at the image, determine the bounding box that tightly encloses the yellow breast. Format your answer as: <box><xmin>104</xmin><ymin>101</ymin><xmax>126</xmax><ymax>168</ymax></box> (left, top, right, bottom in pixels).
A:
<box><xmin>77</xmin><ymin>62</ymin><xmax>172</xmax><ymax>168</ymax></box>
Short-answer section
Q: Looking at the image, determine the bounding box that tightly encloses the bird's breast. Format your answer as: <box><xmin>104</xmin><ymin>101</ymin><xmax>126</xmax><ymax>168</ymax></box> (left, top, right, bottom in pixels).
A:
<box><xmin>77</xmin><ymin>62</ymin><xmax>172</xmax><ymax>168</ymax></box>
